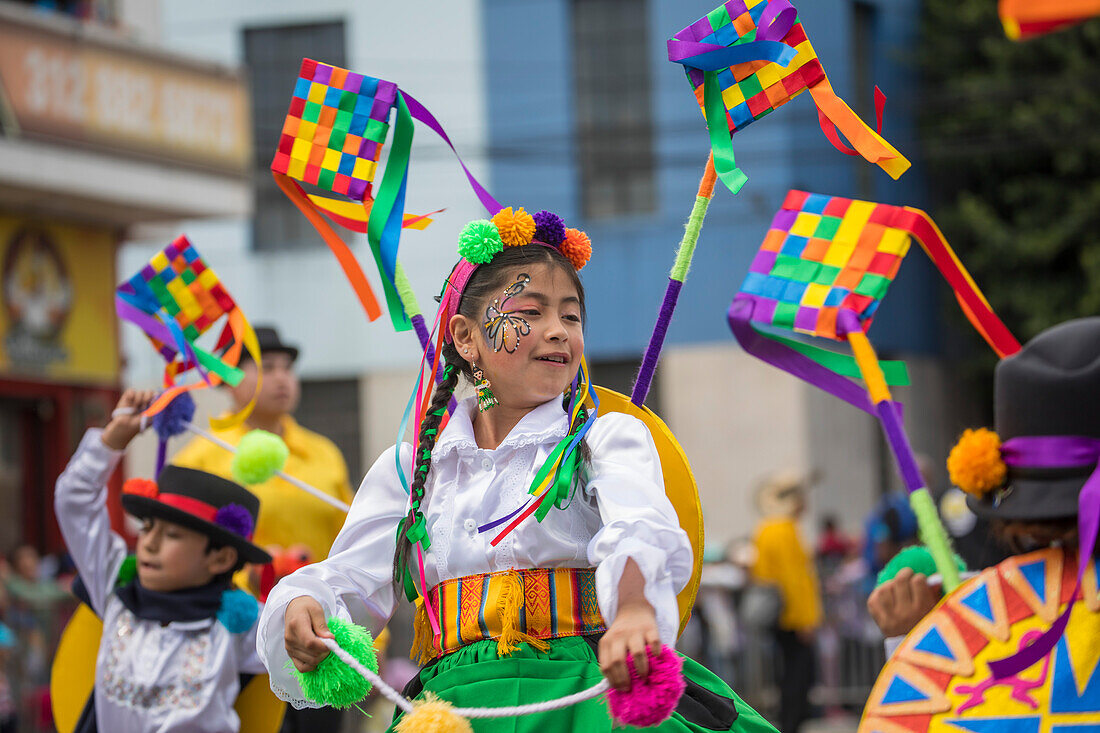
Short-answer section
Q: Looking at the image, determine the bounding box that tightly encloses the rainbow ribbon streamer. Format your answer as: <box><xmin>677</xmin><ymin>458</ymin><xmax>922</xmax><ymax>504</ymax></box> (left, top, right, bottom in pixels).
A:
<box><xmin>115</xmin><ymin>236</ymin><xmax>262</xmax><ymax>436</ymax></box>
<box><xmin>999</xmin><ymin>0</ymin><xmax>1100</xmax><ymax>39</ymax></box>
<box><xmin>272</xmin><ymin>58</ymin><xmax>501</xmax><ymax>342</ymax></box>
<box><xmin>669</xmin><ymin>0</ymin><xmax>909</xmax><ymax>194</ymax></box>
<box><xmin>728</xmin><ymin>190</ymin><xmax>1024</xmax><ymax>592</ymax></box>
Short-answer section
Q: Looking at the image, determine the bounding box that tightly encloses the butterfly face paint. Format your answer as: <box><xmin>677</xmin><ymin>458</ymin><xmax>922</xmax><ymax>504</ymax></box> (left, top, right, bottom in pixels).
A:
<box><xmin>484</xmin><ymin>273</ymin><xmax>532</xmax><ymax>353</ymax></box>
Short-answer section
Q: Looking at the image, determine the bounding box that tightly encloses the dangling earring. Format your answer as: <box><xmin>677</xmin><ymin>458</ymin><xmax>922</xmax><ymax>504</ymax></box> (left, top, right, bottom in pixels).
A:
<box><xmin>472</xmin><ymin>364</ymin><xmax>499</xmax><ymax>412</ymax></box>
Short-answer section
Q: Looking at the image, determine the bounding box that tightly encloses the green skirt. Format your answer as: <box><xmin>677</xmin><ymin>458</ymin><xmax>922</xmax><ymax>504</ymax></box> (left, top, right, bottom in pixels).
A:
<box><xmin>387</xmin><ymin>636</ymin><xmax>777</xmax><ymax>733</ymax></box>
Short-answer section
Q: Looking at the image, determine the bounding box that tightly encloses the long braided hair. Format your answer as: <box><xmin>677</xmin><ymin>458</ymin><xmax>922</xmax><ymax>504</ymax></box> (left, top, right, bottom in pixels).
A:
<box><xmin>393</xmin><ymin>245</ymin><xmax>590</xmax><ymax>588</ymax></box>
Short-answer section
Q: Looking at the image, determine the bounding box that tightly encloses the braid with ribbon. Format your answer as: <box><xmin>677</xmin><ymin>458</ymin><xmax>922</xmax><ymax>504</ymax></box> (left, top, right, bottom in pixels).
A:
<box><xmin>393</xmin><ymin>354</ymin><xmax>461</xmax><ymax>592</ymax></box>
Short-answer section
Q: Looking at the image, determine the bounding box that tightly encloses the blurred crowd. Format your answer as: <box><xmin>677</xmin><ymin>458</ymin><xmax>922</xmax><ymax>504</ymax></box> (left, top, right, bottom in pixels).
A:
<box><xmin>677</xmin><ymin>467</ymin><xmax>998</xmax><ymax>733</ymax></box>
<box><xmin>0</xmin><ymin>545</ymin><xmax>79</xmax><ymax>733</ymax></box>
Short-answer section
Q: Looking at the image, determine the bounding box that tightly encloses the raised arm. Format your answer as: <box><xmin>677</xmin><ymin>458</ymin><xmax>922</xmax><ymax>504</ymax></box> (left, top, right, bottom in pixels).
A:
<box><xmin>55</xmin><ymin>390</ymin><xmax>155</xmax><ymax>615</ymax></box>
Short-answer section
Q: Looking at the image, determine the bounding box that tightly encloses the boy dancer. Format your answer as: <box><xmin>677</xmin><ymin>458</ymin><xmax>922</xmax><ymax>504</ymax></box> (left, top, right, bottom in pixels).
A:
<box><xmin>55</xmin><ymin>390</ymin><xmax>272</xmax><ymax>732</ymax></box>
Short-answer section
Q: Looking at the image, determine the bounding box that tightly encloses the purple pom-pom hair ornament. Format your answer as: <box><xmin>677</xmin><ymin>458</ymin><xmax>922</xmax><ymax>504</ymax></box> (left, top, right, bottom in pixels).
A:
<box><xmin>532</xmin><ymin>210</ymin><xmax>566</xmax><ymax>246</ymax></box>
<box><xmin>606</xmin><ymin>645</ymin><xmax>685</xmax><ymax>727</ymax></box>
<box><xmin>152</xmin><ymin>391</ymin><xmax>196</xmax><ymax>475</ymax></box>
<box><xmin>214</xmin><ymin>503</ymin><xmax>254</xmax><ymax>539</ymax></box>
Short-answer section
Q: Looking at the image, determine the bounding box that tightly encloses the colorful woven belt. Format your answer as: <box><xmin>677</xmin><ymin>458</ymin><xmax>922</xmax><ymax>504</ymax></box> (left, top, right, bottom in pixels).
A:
<box><xmin>412</xmin><ymin>567</ymin><xmax>606</xmax><ymax>662</ymax></box>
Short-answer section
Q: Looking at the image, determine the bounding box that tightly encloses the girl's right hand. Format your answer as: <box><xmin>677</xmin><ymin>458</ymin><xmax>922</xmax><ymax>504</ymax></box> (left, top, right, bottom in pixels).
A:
<box><xmin>284</xmin><ymin>596</ymin><xmax>334</xmax><ymax>672</ymax></box>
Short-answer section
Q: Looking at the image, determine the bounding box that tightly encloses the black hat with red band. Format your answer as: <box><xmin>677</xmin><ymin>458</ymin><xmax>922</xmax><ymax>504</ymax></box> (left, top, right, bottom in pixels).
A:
<box><xmin>122</xmin><ymin>465</ymin><xmax>272</xmax><ymax>565</ymax></box>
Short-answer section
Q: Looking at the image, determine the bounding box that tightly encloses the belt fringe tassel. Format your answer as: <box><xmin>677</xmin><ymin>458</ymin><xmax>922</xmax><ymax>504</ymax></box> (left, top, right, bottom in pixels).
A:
<box><xmin>496</xmin><ymin>569</ymin><xmax>550</xmax><ymax>657</ymax></box>
<box><xmin>410</xmin><ymin>596</ymin><xmax>438</xmax><ymax>665</ymax></box>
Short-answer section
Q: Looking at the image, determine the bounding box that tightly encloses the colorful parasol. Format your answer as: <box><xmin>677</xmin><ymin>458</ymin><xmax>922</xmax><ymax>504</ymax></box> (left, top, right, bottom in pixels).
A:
<box><xmin>272</xmin><ymin>58</ymin><xmax>501</xmax><ymax>343</ymax></box>
<box><xmin>728</xmin><ymin>190</ymin><xmax>1023</xmax><ymax>592</ymax></box>
<box><xmin>669</xmin><ymin>0</ymin><xmax>910</xmax><ymax>194</ymax></box>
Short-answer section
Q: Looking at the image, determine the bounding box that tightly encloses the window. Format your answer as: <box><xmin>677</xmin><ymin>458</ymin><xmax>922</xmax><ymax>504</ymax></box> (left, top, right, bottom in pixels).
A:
<box><xmin>243</xmin><ymin>22</ymin><xmax>346</xmax><ymax>251</ymax></box>
<box><xmin>296</xmin><ymin>378</ymin><xmax>362</xmax><ymax>484</ymax></box>
<box><xmin>571</xmin><ymin>0</ymin><xmax>655</xmax><ymax>218</ymax></box>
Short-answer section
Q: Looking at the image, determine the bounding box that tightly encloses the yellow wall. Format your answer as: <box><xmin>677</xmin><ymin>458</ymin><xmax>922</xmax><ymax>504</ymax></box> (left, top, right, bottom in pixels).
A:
<box><xmin>0</xmin><ymin>215</ymin><xmax>119</xmax><ymax>384</ymax></box>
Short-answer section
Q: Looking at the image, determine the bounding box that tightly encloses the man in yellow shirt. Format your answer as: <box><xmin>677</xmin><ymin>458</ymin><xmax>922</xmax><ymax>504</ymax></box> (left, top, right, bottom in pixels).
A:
<box><xmin>751</xmin><ymin>470</ymin><xmax>821</xmax><ymax>733</ymax></box>
<box><xmin>171</xmin><ymin>326</ymin><xmax>353</xmax><ymax>731</ymax></box>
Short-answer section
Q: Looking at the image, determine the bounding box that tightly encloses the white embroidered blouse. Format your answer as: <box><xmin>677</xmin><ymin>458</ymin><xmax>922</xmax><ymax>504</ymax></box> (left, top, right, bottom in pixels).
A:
<box><xmin>55</xmin><ymin>430</ymin><xmax>266</xmax><ymax>733</ymax></box>
<box><xmin>258</xmin><ymin>396</ymin><xmax>693</xmax><ymax>709</ymax></box>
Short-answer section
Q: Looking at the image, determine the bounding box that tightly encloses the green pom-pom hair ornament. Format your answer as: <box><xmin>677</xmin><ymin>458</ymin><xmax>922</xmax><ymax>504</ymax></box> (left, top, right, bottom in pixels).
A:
<box><xmin>294</xmin><ymin>617</ymin><xmax>379</xmax><ymax>709</ymax></box>
<box><xmin>231</xmin><ymin>429</ymin><xmax>289</xmax><ymax>485</ymax></box>
<box><xmin>456</xmin><ymin>220</ymin><xmax>504</xmax><ymax>264</ymax></box>
<box><xmin>876</xmin><ymin>545</ymin><xmax>968</xmax><ymax>587</ymax></box>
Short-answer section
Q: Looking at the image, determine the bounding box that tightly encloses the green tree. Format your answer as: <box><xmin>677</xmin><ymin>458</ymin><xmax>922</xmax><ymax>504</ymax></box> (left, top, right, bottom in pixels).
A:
<box><xmin>917</xmin><ymin>1</ymin><xmax>1100</xmax><ymax>343</ymax></box>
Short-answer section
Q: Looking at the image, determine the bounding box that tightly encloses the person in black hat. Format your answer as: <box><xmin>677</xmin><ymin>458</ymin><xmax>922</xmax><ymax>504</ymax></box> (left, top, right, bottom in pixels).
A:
<box><xmin>171</xmin><ymin>325</ymin><xmax>352</xmax><ymax>570</ymax></box>
<box><xmin>54</xmin><ymin>389</ymin><xmax>273</xmax><ymax>732</ymax></box>
<box><xmin>170</xmin><ymin>326</ymin><xmax>354</xmax><ymax>732</ymax></box>
<box><xmin>868</xmin><ymin>317</ymin><xmax>1100</xmax><ymax>641</ymax></box>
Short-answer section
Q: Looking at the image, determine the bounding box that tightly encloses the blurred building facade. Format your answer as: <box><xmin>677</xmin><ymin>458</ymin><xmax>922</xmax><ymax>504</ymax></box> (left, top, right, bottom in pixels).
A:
<box><xmin>105</xmin><ymin>0</ymin><xmax>978</xmax><ymax>546</ymax></box>
<box><xmin>0</xmin><ymin>0</ymin><xmax>251</xmax><ymax>554</ymax></box>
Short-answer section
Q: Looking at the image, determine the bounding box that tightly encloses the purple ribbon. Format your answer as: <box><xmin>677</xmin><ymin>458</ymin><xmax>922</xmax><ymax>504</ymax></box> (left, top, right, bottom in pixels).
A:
<box><xmin>987</xmin><ymin>435</ymin><xmax>1100</xmax><ymax>679</ymax></box>
<box><xmin>400</xmin><ymin>90</ymin><xmax>502</xmax><ymax>217</ymax></box>
<box><xmin>668</xmin><ymin>0</ymin><xmax>798</xmax><ymax>70</ymax></box>
<box><xmin>728</xmin><ymin>297</ymin><xmax>883</xmax><ymax>416</ymax></box>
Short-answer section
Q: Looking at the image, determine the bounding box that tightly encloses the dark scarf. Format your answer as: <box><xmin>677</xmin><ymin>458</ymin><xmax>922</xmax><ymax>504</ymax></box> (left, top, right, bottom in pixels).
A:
<box><xmin>73</xmin><ymin>573</ymin><xmax>227</xmax><ymax>623</ymax></box>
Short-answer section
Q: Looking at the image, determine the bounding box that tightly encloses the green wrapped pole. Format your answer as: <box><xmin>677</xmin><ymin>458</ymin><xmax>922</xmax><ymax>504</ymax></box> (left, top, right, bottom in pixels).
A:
<box><xmin>631</xmin><ymin>153</ymin><xmax>717</xmax><ymax>406</ymax></box>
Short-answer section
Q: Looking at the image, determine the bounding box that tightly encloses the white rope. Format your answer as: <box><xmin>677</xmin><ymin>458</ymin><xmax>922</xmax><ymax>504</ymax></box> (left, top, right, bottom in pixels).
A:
<box><xmin>184</xmin><ymin>423</ymin><xmax>351</xmax><ymax>512</ymax></box>
<box><xmin>319</xmin><ymin>638</ymin><xmax>609</xmax><ymax>718</ymax></box>
<box><xmin>111</xmin><ymin>407</ymin><xmax>151</xmax><ymax>435</ymax></box>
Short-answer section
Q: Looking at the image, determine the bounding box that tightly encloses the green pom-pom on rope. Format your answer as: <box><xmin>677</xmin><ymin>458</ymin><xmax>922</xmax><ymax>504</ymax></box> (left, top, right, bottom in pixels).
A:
<box><xmin>231</xmin><ymin>430</ymin><xmax>289</xmax><ymax>485</ymax></box>
<box><xmin>876</xmin><ymin>545</ymin><xmax>968</xmax><ymax>587</ymax></box>
<box><xmin>294</xmin><ymin>618</ymin><xmax>379</xmax><ymax>708</ymax></box>
<box><xmin>115</xmin><ymin>555</ymin><xmax>137</xmax><ymax>587</ymax></box>
<box><xmin>457</xmin><ymin>220</ymin><xmax>503</xmax><ymax>264</ymax></box>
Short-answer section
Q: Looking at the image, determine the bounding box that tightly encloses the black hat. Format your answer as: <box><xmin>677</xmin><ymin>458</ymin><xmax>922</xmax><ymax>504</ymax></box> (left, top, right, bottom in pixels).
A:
<box><xmin>121</xmin><ymin>466</ymin><xmax>272</xmax><ymax>565</ymax></box>
<box><xmin>966</xmin><ymin>317</ymin><xmax>1100</xmax><ymax>520</ymax></box>
<box><xmin>243</xmin><ymin>326</ymin><xmax>299</xmax><ymax>363</ymax></box>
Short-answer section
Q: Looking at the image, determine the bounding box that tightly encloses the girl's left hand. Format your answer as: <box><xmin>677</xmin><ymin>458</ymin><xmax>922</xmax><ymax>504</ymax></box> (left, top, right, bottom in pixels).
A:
<box><xmin>599</xmin><ymin>600</ymin><xmax>661</xmax><ymax>692</ymax></box>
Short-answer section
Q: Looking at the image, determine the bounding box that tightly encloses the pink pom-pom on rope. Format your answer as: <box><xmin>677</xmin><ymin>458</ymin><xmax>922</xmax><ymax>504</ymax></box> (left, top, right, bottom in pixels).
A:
<box><xmin>606</xmin><ymin>645</ymin><xmax>685</xmax><ymax>727</ymax></box>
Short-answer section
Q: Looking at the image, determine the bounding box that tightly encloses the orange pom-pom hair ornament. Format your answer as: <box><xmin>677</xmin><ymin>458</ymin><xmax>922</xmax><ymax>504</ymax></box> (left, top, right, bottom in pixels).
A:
<box><xmin>491</xmin><ymin>207</ymin><xmax>536</xmax><ymax>247</ymax></box>
<box><xmin>560</xmin><ymin>228</ymin><xmax>593</xmax><ymax>271</ymax></box>
<box><xmin>947</xmin><ymin>427</ymin><xmax>1007</xmax><ymax>498</ymax></box>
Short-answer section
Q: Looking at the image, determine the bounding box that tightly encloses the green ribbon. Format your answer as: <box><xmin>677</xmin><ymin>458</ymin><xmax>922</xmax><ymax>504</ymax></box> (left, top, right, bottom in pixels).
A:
<box><xmin>757</xmin><ymin>325</ymin><xmax>910</xmax><ymax>385</ymax></box>
<box><xmin>703</xmin><ymin>70</ymin><xmax>748</xmax><ymax>195</ymax></box>
<box><xmin>366</xmin><ymin>91</ymin><xmax>416</xmax><ymax>332</ymax></box>
<box><xmin>189</xmin><ymin>341</ymin><xmax>245</xmax><ymax>386</ymax></box>
<box><xmin>405</xmin><ymin>512</ymin><xmax>430</xmax><ymax>548</ymax></box>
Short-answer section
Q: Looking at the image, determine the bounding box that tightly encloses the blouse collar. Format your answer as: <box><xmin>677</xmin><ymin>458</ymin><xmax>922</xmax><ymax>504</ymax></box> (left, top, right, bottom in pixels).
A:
<box><xmin>433</xmin><ymin>396</ymin><xmax>570</xmax><ymax>458</ymax></box>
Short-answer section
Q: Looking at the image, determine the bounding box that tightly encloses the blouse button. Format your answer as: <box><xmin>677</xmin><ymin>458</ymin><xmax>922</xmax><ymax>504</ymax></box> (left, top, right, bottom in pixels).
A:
<box><xmin>463</xmin><ymin>518</ymin><xmax>477</xmax><ymax>533</ymax></box>
<box><xmin>481</xmin><ymin>457</ymin><xmax>493</xmax><ymax>471</ymax></box>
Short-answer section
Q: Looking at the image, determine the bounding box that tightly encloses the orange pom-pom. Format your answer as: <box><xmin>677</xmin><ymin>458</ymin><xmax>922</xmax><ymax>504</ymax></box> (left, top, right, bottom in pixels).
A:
<box><xmin>122</xmin><ymin>478</ymin><xmax>158</xmax><ymax>498</ymax></box>
<box><xmin>491</xmin><ymin>207</ymin><xmax>536</xmax><ymax>247</ymax></box>
<box><xmin>947</xmin><ymin>428</ymin><xmax>1006</xmax><ymax>498</ymax></box>
<box><xmin>560</xmin><ymin>228</ymin><xmax>592</xmax><ymax>270</ymax></box>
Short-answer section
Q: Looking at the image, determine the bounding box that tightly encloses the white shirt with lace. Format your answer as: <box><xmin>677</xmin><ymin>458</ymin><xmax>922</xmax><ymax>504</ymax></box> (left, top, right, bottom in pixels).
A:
<box><xmin>55</xmin><ymin>430</ymin><xmax>266</xmax><ymax>733</ymax></box>
<box><xmin>258</xmin><ymin>395</ymin><xmax>693</xmax><ymax>709</ymax></box>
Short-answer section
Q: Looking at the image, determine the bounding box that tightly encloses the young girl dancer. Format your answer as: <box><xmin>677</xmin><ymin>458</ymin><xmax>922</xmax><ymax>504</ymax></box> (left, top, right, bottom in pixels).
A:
<box><xmin>257</xmin><ymin>209</ymin><xmax>777</xmax><ymax>731</ymax></box>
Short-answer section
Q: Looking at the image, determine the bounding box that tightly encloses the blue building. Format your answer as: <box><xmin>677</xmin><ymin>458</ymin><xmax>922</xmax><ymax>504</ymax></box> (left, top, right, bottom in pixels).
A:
<box><xmin>483</xmin><ymin>0</ymin><xmax>962</xmax><ymax>541</ymax></box>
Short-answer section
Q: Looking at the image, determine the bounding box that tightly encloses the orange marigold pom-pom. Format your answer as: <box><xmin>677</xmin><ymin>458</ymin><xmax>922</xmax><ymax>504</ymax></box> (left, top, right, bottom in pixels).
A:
<box><xmin>947</xmin><ymin>428</ymin><xmax>1006</xmax><ymax>498</ymax></box>
<box><xmin>122</xmin><ymin>478</ymin><xmax>159</xmax><ymax>498</ymax></box>
<box><xmin>560</xmin><ymin>228</ymin><xmax>592</xmax><ymax>270</ymax></box>
<box><xmin>491</xmin><ymin>207</ymin><xmax>536</xmax><ymax>247</ymax></box>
